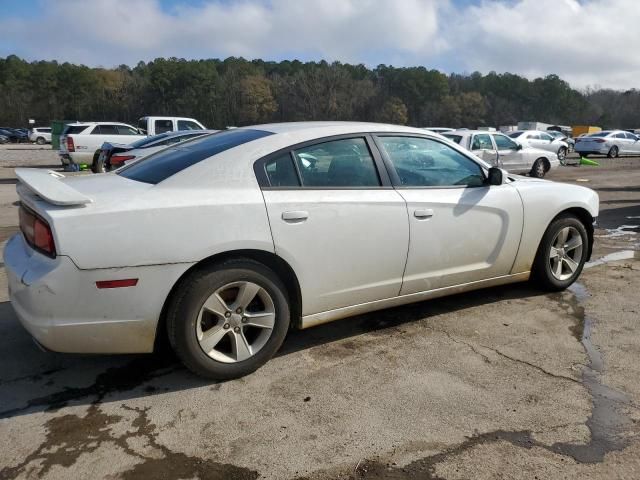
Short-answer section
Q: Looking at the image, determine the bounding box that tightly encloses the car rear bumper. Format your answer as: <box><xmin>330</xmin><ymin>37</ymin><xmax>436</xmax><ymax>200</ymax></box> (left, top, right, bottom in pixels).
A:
<box><xmin>575</xmin><ymin>145</ymin><xmax>610</xmax><ymax>155</ymax></box>
<box><xmin>4</xmin><ymin>234</ymin><xmax>192</xmax><ymax>354</ymax></box>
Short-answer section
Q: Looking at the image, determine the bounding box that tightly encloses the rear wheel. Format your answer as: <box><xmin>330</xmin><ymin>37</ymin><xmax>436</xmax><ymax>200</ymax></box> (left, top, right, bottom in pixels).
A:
<box><xmin>607</xmin><ymin>146</ymin><xmax>619</xmax><ymax>158</ymax></box>
<box><xmin>91</xmin><ymin>150</ymin><xmax>105</xmax><ymax>173</ymax></box>
<box><xmin>530</xmin><ymin>158</ymin><xmax>547</xmax><ymax>178</ymax></box>
<box><xmin>532</xmin><ymin>215</ymin><xmax>588</xmax><ymax>291</ymax></box>
<box><xmin>167</xmin><ymin>259</ymin><xmax>291</xmax><ymax>379</ymax></box>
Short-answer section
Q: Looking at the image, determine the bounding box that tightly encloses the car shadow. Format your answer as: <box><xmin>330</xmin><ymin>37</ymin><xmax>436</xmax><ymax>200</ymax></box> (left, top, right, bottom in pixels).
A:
<box><xmin>0</xmin><ymin>282</ymin><xmax>547</xmax><ymax>420</ymax></box>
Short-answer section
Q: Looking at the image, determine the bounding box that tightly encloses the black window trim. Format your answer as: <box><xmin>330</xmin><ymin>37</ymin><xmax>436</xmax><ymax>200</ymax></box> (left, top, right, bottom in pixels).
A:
<box><xmin>371</xmin><ymin>133</ymin><xmax>489</xmax><ymax>190</ymax></box>
<box><xmin>254</xmin><ymin>133</ymin><xmax>393</xmax><ymax>190</ymax></box>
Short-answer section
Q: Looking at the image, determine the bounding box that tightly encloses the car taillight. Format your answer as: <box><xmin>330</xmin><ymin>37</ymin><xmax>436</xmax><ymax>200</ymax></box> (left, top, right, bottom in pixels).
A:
<box><xmin>66</xmin><ymin>136</ymin><xmax>75</xmax><ymax>152</ymax></box>
<box><xmin>19</xmin><ymin>205</ymin><xmax>56</xmax><ymax>257</ymax></box>
<box><xmin>594</xmin><ymin>139</ymin><xmax>606</xmax><ymax>143</ymax></box>
<box><xmin>110</xmin><ymin>154</ymin><xmax>135</xmax><ymax>164</ymax></box>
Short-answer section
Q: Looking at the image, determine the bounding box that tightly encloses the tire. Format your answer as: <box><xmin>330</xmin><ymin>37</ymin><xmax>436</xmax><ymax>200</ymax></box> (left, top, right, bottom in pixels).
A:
<box><xmin>167</xmin><ymin>259</ymin><xmax>291</xmax><ymax>379</ymax></box>
<box><xmin>91</xmin><ymin>150</ymin><xmax>104</xmax><ymax>173</ymax></box>
<box><xmin>557</xmin><ymin>147</ymin><xmax>567</xmax><ymax>163</ymax></box>
<box><xmin>532</xmin><ymin>214</ymin><xmax>589</xmax><ymax>291</ymax></box>
<box><xmin>607</xmin><ymin>146</ymin><xmax>619</xmax><ymax>158</ymax></box>
<box><xmin>36</xmin><ymin>137</ymin><xmax>46</xmax><ymax>145</ymax></box>
<box><xmin>530</xmin><ymin>158</ymin><xmax>547</xmax><ymax>178</ymax></box>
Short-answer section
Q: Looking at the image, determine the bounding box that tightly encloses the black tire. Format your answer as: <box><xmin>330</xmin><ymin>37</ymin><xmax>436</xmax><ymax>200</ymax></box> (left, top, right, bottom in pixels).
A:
<box><xmin>91</xmin><ymin>150</ymin><xmax>104</xmax><ymax>173</ymax></box>
<box><xmin>532</xmin><ymin>214</ymin><xmax>589</xmax><ymax>291</ymax></box>
<box><xmin>557</xmin><ymin>147</ymin><xmax>567</xmax><ymax>163</ymax></box>
<box><xmin>36</xmin><ymin>137</ymin><xmax>46</xmax><ymax>145</ymax></box>
<box><xmin>166</xmin><ymin>259</ymin><xmax>291</xmax><ymax>379</ymax></box>
<box><xmin>530</xmin><ymin>158</ymin><xmax>547</xmax><ymax>178</ymax></box>
<box><xmin>607</xmin><ymin>146</ymin><xmax>619</xmax><ymax>158</ymax></box>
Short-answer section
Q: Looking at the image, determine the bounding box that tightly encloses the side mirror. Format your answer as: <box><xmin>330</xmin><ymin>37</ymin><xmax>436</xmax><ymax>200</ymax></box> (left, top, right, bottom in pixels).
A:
<box><xmin>487</xmin><ymin>167</ymin><xmax>504</xmax><ymax>186</ymax></box>
<box><xmin>516</xmin><ymin>143</ymin><xmax>523</xmax><ymax>150</ymax></box>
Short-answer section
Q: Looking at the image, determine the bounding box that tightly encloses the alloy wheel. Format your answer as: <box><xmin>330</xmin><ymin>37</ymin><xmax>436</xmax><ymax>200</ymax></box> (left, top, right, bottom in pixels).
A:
<box><xmin>196</xmin><ymin>281</ymin><xmax>275</xmax><ymax>363</ymax></box>
<box><xmin>549</xmin><ymin>226</ymin><xmax>583</xmax><ymax>281</ymax></box>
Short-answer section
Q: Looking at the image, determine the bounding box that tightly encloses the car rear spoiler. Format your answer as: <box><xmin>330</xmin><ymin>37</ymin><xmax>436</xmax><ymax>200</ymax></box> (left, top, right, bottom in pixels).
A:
<box><xmin>15</xmin><ymin>168</ymin><xmax>92</xmax><ymax>206</ymax></box>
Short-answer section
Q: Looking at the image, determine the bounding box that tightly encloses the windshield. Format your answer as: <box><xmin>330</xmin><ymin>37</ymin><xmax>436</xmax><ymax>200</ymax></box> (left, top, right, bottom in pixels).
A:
<box><xmin>118</xmin><ymin>129</ymin><xmax>273</xmax><ymax>184</ymax></box>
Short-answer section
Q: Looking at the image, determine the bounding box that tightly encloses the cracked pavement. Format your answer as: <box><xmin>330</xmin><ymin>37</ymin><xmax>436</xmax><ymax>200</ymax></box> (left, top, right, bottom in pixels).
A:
<box><xmin>0</xmin><ymin>146</ymin><xmax>639</xmax><ymax>479</ymax></box>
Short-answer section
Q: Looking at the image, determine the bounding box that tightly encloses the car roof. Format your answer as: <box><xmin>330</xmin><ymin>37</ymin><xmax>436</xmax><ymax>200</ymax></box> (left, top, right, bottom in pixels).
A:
<box><xmin>242</xmin><ymin>121</ymin><xmax>432</xmax><ymax>137</ymax></box>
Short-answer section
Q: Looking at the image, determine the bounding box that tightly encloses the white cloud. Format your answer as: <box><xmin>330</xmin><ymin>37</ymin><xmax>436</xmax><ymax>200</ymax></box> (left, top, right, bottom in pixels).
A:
<box><xmin>449</xmin><ymin>0</ymin><xmax>640</xmax><ymax>89</ymax></box>
<box><xmin>1</xmin><ymin>0</ymin><xmax>640</xmax><ymax>89</ymax></box>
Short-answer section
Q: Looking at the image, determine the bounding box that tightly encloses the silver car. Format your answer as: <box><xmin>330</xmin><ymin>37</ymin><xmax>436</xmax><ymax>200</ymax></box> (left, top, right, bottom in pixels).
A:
<box><xmin>507</xmin><ymin>130</ymin><xmax>569</xmax><ymax>163</ymax></box>
<box><xmin>444</xmin><ymin>130</ymin><xmax>560</xmax><ymax>178</ymax></box>
<box><xmin>574</xmin><ymin>130</ymin><xmax>640</xmax><ymax>158</ymax></box>
<box><xmin>547</xmin><ymin>130</ymin><xmax>575</xmax><ymax>155</ymax></box>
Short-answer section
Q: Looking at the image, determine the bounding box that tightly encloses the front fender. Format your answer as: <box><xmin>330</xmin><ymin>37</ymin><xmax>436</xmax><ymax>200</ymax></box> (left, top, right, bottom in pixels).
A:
<box><xmin>510</xmin><ymin>180</ymin><xmax>599</xmax><ymax>273</ymax></box>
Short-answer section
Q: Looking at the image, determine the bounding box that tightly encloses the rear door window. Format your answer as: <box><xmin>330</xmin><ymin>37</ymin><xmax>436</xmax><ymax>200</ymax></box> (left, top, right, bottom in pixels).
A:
<box><xmin>117</xmin><ymin>125</ymin><xmax>139</xmax><ymax>135</ymax></box>
<box><xmin>265</xmin><ymin>153</ymin><xmax>300</xmax><ymax>187</ymax></box>
<box><xmin>471</xmin><ymin>134</ymin><xmax>492</xmax><ymax>150</ymax></box>
<box><xmin>93</xmin><ymin>125</ymin><xmax>119</xmax><ymax>135</ymax></box>
<box><xmin>118</xmin><ymin>129</ymin><xmax>272</xmax><ymax>184</ymax></box>
<box><xmin>291</xmin><ymin>138</ymin><xmax>380</xmax><ymax>187</ymax></box>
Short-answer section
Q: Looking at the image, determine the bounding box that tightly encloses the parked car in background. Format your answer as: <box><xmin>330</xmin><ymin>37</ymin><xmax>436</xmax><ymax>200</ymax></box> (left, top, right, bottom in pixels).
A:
<box><xmin>0</xmin><ymin>127</ymin><xmax>28</xmax><ymax>143</ymax></box>
<box><xmin>575</xmin><ymin>130</ymin><xmax>640</xmax><ymax>158</ymax></box>
<box><xmin>137</xmin><ymin>116</ymin><xmax>205</xmax><ymax>136</ymax></box>
<box><xmin>58</xmin><ymin>122</ymin><xmax>144</xmax><ymax>171</ymax></box>
<box><xmin>96</xmin><ymin>129</ymin><xmax>217</xmax><ymax>172</ymax></box>
<box><xmin>5</xmin><ymin>122</ymin><xmax>598</xmax><ymax>379</ymax></box>
<box><xmin>0</xmin><ymin>133</ymin><xmax>9</xmax><ymax>144</ymax></box>
<box><xmin>422</xmin><ymin>127</ymin><xmax>454</xmax><ymax>134</ymax></box>
<box><xmin>443</xmin><ymin>130</ymin><xmax>559</xmax><ymax>178</ymax></box>
<box><xmin>29</xmin><ymin>127</ymin><xmax>52</xmax><ymax>145</ymax></box>
<box><xmin>507</xmin><ymin>130</ymin><xmax>569</xmax><ymax>163</ymax></box>
<box><xmin>547</xmin><ymin>130</ymin><xmax>576</xmax><ymax>156</ymax></box>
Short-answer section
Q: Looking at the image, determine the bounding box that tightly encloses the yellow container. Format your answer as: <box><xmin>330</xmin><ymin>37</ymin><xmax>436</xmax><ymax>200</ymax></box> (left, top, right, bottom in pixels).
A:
<box><xmin>572</xmin><ymin>125</ymin><xmax>602</xmax><ymax>138</ymax></box>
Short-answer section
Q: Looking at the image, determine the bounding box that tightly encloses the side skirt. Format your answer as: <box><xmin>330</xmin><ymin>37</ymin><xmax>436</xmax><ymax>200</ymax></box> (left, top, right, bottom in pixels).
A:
<box><xmin>300</xmin><ymin>272</ymin><xmax>531</xmax><ymax>329</ymax></box>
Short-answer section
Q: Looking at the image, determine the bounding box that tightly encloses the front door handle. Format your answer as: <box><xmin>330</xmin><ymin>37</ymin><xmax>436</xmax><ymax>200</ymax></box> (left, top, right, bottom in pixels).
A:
<box><xmin>414</xmin><ymin>209</ymin><xmax>434</xmax><ymax>219</ymax></box>
<box><xmin>282</xmin><ymin>210</ymin><xmax>309</xmax><ymax>222</ymax></box>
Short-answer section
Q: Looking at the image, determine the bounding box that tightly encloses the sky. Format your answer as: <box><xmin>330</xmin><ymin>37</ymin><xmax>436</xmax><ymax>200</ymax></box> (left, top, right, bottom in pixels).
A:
<box><xmin>0</xmin><ymin>0</ymin><xmax>638</xmax><ymax>90</ymax></box>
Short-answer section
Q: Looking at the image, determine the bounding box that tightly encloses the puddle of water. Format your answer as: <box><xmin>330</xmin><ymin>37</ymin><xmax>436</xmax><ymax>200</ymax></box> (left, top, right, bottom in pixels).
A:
<box><xmin>595</xmin><ymin>225</ymin><xmax>639</xmax><ymax>239</ymax></box>
<box><xmin>585</xmin><ymin>250</ymin><xmax>639</xmax><ymax>269</ymax></box>
<box><xmin>549</xmin><ymin>282</ymin><xmax>633</xmax><ymax>462</ymax></box>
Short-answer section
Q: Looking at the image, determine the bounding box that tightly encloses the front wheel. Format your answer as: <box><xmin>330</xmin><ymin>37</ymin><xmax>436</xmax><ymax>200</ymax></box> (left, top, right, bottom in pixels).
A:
<box><xmin>530</xmin><ymin>158</ymin><xmax>547</xmax><ymax>178</ymax></box>
<box><xmin>557</xmin><ymin>147</ymin><xmax>567</xmax><ymax>163</ymax></box>
<box><xmin>532</xmin><ymin>215</ymin><xmax>588</xmax><ymax>291</ymax></box>
<box><xmin>167</xmin><ymin>259</ymin><xmax>291</xmax><ymax>379</ymax></box>
<box><xmin>36</xmin><ymin>137</ymin><xmax>46</xmax><ymax>145</ymax></box>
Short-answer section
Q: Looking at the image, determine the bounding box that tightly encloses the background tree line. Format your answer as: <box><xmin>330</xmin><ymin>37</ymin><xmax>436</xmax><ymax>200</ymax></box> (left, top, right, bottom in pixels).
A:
<box><xmin>1</xmin><ymin>54</ymin><xmax>639</xmax><ymax>130</ymax></box>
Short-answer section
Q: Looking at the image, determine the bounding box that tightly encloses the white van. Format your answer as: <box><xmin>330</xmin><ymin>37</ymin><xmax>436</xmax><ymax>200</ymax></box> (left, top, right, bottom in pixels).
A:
<box><xmin>137</xmin><ymin>117</ymin><xmax>205</xmax><ymax>136</ymax></box>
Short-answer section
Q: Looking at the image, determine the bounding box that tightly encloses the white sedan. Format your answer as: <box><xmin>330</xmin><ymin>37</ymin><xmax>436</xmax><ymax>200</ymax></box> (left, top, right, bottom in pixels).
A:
<box><xmin>5</xmin><ymin>122</ymin><xmax>599</xmax><ymax>379</ymax></box>
<box><xmin>507</xmin><ymin>130</ymin><xmax>569</xmax><ymax>163</ymax></box>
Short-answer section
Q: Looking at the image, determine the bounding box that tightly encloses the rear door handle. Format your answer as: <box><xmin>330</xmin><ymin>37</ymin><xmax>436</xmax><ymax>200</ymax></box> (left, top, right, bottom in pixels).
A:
<box><xmin>282</xmin><ymin>210</ymin><xmax>309</xmax><ymax>222</ymax></box>
<box><xmin>414</xmin><ymin>209</ymin><xmax>434</xmax><ymax>219</ymax></box>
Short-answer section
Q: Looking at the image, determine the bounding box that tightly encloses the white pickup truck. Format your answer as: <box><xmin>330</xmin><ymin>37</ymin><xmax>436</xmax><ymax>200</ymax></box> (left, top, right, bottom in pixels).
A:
<box><xmin>59</xmin><ymin>117</ymin><xmax>205</xmax><ymax>171</ymax></box>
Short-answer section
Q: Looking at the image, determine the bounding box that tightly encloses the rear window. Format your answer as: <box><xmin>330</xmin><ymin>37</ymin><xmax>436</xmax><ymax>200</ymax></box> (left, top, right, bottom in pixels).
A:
<box><xmin>507</xmin><ymin>131</ymin><xmax>523</xmax><ymax>138</ymax></box>
<box><xmin>442</xmin><ymin>134</ymin><xmax>463</xmax><ymax>144</ymax></box>
<box><xmin>130</xmin><ymin>133</ymin><xmax>169</xmax><ymax>149</ymax></box>
<box><xmin>63</xmin><ymin>125</ymin><xmax>90</xmax><ymax>135</ymax></box>
<box><xmin>589</xmin><ymin>132</ymin><xmax>610</xmax><ymax>137</ymax></box>
<box><xmin>118</xmin><ymin>129</ymin><xmax>273</xmax><ymax>184</ymax></box>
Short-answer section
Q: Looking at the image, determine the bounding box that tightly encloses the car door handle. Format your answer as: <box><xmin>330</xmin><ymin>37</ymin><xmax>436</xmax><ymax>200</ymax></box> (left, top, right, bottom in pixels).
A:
<box><xmin>414</xmin><ymin>209</ymin><xmax>434</xmax><ymax>219</ymax></box>
<box><xmin>282</xmin><ymin>210</ymin><xmax>309</xmax><ymax>222</ymax></box>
